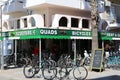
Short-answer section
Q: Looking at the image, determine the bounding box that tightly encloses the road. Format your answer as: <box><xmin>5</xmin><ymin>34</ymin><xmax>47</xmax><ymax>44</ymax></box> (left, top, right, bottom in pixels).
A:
<box><xmin>0</xmin><ymin>66</ymin><xmax>120</xmax><ymax>80</ymax></box>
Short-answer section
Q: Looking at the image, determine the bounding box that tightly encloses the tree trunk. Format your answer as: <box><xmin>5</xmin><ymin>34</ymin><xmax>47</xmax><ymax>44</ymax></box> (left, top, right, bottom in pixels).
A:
<box><xmin>91</xmin><ymin>0</ymin><xmax>99</xmax><ymax>52</ymax></box>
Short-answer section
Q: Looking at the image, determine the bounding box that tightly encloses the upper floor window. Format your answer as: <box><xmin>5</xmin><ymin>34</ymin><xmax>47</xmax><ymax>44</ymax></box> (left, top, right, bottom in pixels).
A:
<box><xmin>85</xmin><ymin>0</ymin><xmax>90</xmax><ymax>2</ymax></box>
<box><xmin>30</xmin><ymin>17</ymin><xmax>36</xmax><ymax>27</ymax></box>
<box><xmin>59</xmin><ymin>17</ymin><xmax>68</xmax><ymax>27</ymax></box>
<box><xmin>17</xmin><ymin>19</ymin><xmax>20</xmax><ymax>29</ymax></box>
<box><xmin>9</xmin><ymin>21</ymin><xmax>14</xmax><ymax>29</ymax></box>
<box><xmin>82</xmin><ymin>19</ymin><xmax>89</xmax><ymax>28</ymax></box>
<box><xmin>3</xmin><ymin>22</ymin><xmax>8</xmax><ymax>30</ymax></box>
<box><xmin>112</xmin><ymin>4</ymin><xmax>120</xmax><ymax>23</ymax></box>
<box><xmin>106</xmin><ymin>6</ymin><xmax>110</xmax><ymax>14</ymax></box>
<box><xmin>24</xmin><ymin>18</ymin><xmax>27</xmax><ymax>28</ymax></box>
<box><xmin>101</xmin><ymin>21</ymin><xmax>108</xmax><ymax>30</ymax></box>
<box><xmin>71</xmin><ymin>18</ymin><xmax>79</xmax><ymax>28</ymax></box>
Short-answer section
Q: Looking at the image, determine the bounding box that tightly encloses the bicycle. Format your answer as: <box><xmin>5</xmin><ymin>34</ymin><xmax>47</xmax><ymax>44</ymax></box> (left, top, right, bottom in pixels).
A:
<box><xmin>23</xmin><ymin>55</ymin><xmax>57</xmax><ymax>80</ymax></box>
<box><xmin>58</xmin><ymin>55</ymin><xmax>88</xmax><ymax>80</ymax></box>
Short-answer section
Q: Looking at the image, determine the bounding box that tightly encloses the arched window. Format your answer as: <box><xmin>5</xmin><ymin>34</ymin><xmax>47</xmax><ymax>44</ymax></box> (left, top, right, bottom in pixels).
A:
<box><xmin>59</xmin><ymin>17</ymin><xmax>68</xmax><ymax>27</ymax></box>
<box><xmin>30</xmin><ymin>17</ymin><xmax>36</xmax><ymax>27</ymax></box>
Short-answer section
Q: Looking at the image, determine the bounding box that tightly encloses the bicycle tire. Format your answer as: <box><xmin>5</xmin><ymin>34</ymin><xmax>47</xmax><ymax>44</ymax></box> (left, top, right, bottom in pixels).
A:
<box><xmin>48</xmin><ymin>59</ymin><xmax>56</xmax><ymax>68</ymax></box>
<box><xmin>73</xmin><ymin>66</ymin><xmax>88</xmax><ymax>80</ymax></box>
<box><xmin>42</xmin><ymin>61</ymin><xmax>57</xmax><ymax>80</ymax></box>
<box><xmin>58</xmin><ymin>67</ymin><xmax>67</xmax><ymax>78</ymax></box>
<box><xmin>23</xmin><ymin>64</ymin><xmax>36</xmax><ymax>78</ymax></box>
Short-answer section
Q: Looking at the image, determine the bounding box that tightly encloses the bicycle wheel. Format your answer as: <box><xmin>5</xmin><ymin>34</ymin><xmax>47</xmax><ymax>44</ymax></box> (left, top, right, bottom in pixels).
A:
<box><xmin>73</xmin><ymin>66</ymin><xmax>88</xmax><ymax>80</ymax></box>
<box><xmin>58</xmin><ymin>67</ymin><xmax>67</xmax><ymax>78</ymax></box>
<box><xmin>42</xmin><ymin>61</ymin><xmax>57</xmax><ymax>80</ymax></box>
<box><xmin>47</xmin><ymin>59</ymin><xmax>56</xmax><ymax>68</ymax></box>
<box><xmin>23</xmin><ymin>64</ymin><xmax>36</xmax><ymax>78</ymax></box>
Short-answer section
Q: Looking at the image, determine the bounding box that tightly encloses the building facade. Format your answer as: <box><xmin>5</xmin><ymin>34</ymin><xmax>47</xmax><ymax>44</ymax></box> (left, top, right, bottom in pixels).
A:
<box><xmin>1</xmin><ymin>0</ymin><xmax>120</xmax><ymax>68</ymax></box>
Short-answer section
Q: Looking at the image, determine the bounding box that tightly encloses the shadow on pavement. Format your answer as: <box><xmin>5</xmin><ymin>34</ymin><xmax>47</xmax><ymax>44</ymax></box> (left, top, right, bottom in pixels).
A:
<box><xmin>91</xmin><ymin>75</ymin><xmax>120</xmax><ymax>80</ymax></box>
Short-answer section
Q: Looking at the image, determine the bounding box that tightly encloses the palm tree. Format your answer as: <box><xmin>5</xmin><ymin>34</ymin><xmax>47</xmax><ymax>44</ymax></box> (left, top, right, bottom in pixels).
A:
<box><xmin>90</xmin><ymin>0</ymin><xmax>99</xmax><ymax>52</ymax></box>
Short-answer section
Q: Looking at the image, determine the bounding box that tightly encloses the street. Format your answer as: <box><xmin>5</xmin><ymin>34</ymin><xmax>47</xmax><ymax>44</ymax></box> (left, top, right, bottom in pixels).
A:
<box><xmin>0</xmin><ymin>66</ymin><xmax>120</xmax><ymax>80</ymax></box>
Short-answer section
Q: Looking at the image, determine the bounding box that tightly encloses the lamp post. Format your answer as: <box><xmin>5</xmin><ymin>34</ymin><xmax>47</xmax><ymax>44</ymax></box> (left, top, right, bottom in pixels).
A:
<box><xmin>0</xmin><ymin>0</ymin><xmax>4</xmax><ymax>70</ymax></box>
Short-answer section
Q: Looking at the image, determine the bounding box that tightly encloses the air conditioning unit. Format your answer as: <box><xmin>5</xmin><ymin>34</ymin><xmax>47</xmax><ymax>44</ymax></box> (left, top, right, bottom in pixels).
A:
<box><xmin>105</xmin><ymin>0</ymin><xmax>111</xmax><ymax>6</ymax></box>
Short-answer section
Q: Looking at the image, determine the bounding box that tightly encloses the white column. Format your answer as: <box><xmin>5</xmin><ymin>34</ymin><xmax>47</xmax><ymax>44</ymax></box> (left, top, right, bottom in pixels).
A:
<box><xmin>39</xmin><ymin>39</ymin><xmax>41</xmax><ymax>68</ymax></box>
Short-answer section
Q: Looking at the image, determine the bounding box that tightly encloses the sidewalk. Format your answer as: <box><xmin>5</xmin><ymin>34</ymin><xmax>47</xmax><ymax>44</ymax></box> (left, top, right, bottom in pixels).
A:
<box><xmin>0</xmin><ymin>66</ymin><xmax>120</xmax><ymax>80</ymax></box>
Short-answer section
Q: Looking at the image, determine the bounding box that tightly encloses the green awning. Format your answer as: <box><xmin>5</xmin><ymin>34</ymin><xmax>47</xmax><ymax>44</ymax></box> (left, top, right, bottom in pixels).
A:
<box><xmin>2</xmin><ymin>28</ymin><xmax>91</xmax><ymax>40</ymax></box>
<box><xmin>3</xmin><ymin>28</ymin><xmax>120</xmax><ymax>40</ymax></box>
<box><xmin>100</xmin><ymin>37</ymin><xmax>112</xmax><ymax>40</ymax></box>
<box><xmin>19</xmin><ymin>35</ymin><xmax>70</xmax><ymax>39</ymax></box>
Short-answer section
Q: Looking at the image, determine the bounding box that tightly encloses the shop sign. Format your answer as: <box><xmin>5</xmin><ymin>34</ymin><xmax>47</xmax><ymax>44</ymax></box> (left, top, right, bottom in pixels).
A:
<box><xmin>10</xmin><ymin>29</ymin><xmax>36</xmax><ymax>36</ymax></box>
<box><xmin>40</xmin><ymin>29</ymin><xmax>57</xmax><ymax>35</ymax></box>
<box><xmin>39</xmin><ymin>28</ymin><xmax>92</xmax><ymax>37</ymax></box>
<box><xmin>72</xmin><ymin>31</ymin><xmax>92</xmax><ymax>37</ymax></box>
<box><xmin>101</xmin><ymin>32</ymin><xmax>120</xmax><ymax>38</ymax></box>
<box><xmin>1</xmin><ymin>28</ymin><xmax>93</xmax><ymax>39</ymax></box>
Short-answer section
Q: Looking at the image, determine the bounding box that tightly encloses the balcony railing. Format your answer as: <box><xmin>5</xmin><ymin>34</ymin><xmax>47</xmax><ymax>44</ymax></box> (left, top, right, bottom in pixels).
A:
<box><xmin>3</xmin><ymin>0</ymin><xmax>25</xmax><ymax>14</ymax></box>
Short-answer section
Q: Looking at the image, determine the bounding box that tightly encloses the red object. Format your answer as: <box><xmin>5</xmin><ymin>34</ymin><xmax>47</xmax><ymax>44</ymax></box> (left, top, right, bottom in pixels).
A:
<box><xmin>33</xmin><ymin>47</ymin><xmax>39</xmax><ymax>55</ymax></box>
<box><xmin>51</xmin><ymin>44</ymin><xmax>57</xmax><ymax>53</ymax></box>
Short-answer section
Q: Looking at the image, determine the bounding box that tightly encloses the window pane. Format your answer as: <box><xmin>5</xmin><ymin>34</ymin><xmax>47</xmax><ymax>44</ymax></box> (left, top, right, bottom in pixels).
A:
<box><xmin>82</xmin><ymin>19</ymin><xmax>89</xmax><ymax>28</ymax></box>
<box><xmin>24</xmin><ymin>18</ymin><xmax>27</xmax><ymax>28</ymax></box>
<box><xmin>59</xmin><ymin>17</ymin><xmax>67</xmax><ymax>27</ymax></box>
<box><xmin>71</xmin><ymin>18</ymin><xmax>79</xmax><ymax>28</ymax></box>
<box><xmin>31</xmin><ymin>17</ymin><xmax>36</xmax><ymax>27</ymax></box>
<box><xmin>17</xmin><ymin>19</ymin><xmax>20</xmax><ymax>29</ymax></box>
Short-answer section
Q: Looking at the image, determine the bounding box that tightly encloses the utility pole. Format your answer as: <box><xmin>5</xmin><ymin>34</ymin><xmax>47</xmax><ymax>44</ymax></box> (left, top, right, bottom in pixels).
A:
<box><xmin>0</xmin><ymin>5</ymin><xmax>1</xmax><ymax>69</ymax></box>
<box><xmin>90</xmin><ymin>0</ymin><xmax>99</xmax><ymax>52</ymax></box>
<box><xmin>0</xmin><ymin>0</ymin><xmax>4</xmax><ymax>70</ymax></box>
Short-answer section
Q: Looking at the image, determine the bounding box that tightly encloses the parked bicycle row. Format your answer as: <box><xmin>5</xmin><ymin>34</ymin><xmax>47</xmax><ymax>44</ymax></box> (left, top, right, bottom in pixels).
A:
<box><xmin>104</xmin><ymin>51</ymin><xmax>120</xmax><ymax>70</ymax></box>
<box><xmin>23</xmin><ymin>53</ymin><xmax>88</xmax><ymax>80</ymax></box>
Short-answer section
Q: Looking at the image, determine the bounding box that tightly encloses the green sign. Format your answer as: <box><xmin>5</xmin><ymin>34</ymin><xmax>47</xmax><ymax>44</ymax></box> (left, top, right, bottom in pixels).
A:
<box><xmin>2</xmin><ymin>28</ymin><xmax>120</xmax><ymax>40</ymax></box>
<box><xmin>39</xmin><ymin>29</ymin><xmax>58</xmax><ymax>35</ymax></box>
<box><xmin>72</xmin><ymin>30</ymin><xmax>91</xmax><ymax>36</ymax></box>
<box><xmin>0</xmin><ymin>28</ymin><xmax>96</xmax><ymax>40</ymax></box>
<box><xmin>39</xmin><ymin>28</ymin><xmax>92</xmax><ymax>37</ymax></box>
<box><xmin>10</xmin><ymin>29</ymin><xmax>37</xmax><ymax>37</ymax></box>
<box><xmin>99</xmin><ymin>32</ymin><xmax>120</xmax><ymax>40</ymax></box>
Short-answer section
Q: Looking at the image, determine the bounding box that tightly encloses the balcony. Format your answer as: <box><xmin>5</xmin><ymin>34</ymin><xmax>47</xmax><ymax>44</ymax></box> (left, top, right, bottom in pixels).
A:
<box><xmin>102</xmin><ymin>4</ymin><xmax>120</xmax><ymax>30</ymax></box>
<box><xmin>24</xmin><ymin>0</ymin><xmax>91</xmax><ymax>11</ymax></box>
<box><xmin>2</xmin><ymin>14</ymin><xmax>44</xmax><ymax>31</ymax></box>
<box><xmin>51</xmin><ymin>14</ymin><xmax>91</xmax><ymax>30</ymax></box>
<box><xmin>3</xmin><ymin>0</ymin><xmax>26</xmax><ymax>14</ymax></box>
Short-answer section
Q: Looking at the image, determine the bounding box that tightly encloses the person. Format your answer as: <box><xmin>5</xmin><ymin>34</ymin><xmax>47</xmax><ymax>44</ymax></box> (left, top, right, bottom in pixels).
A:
<box><xmin>103</xmin><ymin>44</ymin><xmax>110</xmax><ymax>69</ymax></box>
<box><xmin>81</xmin><ymin>50</ymin><xmax>90</xmax><ymax>66</ymax></box>
<box><xmin>51</xmin><ymin>44</ymin><xmax>58</xmax><ymax>62</ymax></box>
<box><xmin>33</xmin><ymin>44</ymin><xmax>39</xmax><ymax>56</ymax></box>
<box><xmin>32</xmin><ymin>44</ymin><xmax>39</xmax><ymax>65</ymax></box>
<box><xmin>104</xmin><ymin>44</ymin><xmax>110</xmax><ymax>58</ymax></box>
<box><xmin>84</xmin><ymin>50</ymin><xmax>89</xmax><ymax>58</ymax></box>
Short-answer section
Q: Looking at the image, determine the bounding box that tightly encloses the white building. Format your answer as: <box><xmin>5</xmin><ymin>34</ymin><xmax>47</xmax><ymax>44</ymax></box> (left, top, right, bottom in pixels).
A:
<box><xmin>2</xmin><ymin>0</ymin><xmax>120</xmax><ymax>51</ymax></box>
<box><xmin>1</xmin><ymin>0</ymin><xmax>120</xmax><ymax>68</ymax></box>
<box><xmin>2</xmin><ymin>0</ymin><xmax>120</xmax><ymax>32</ymax></box>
